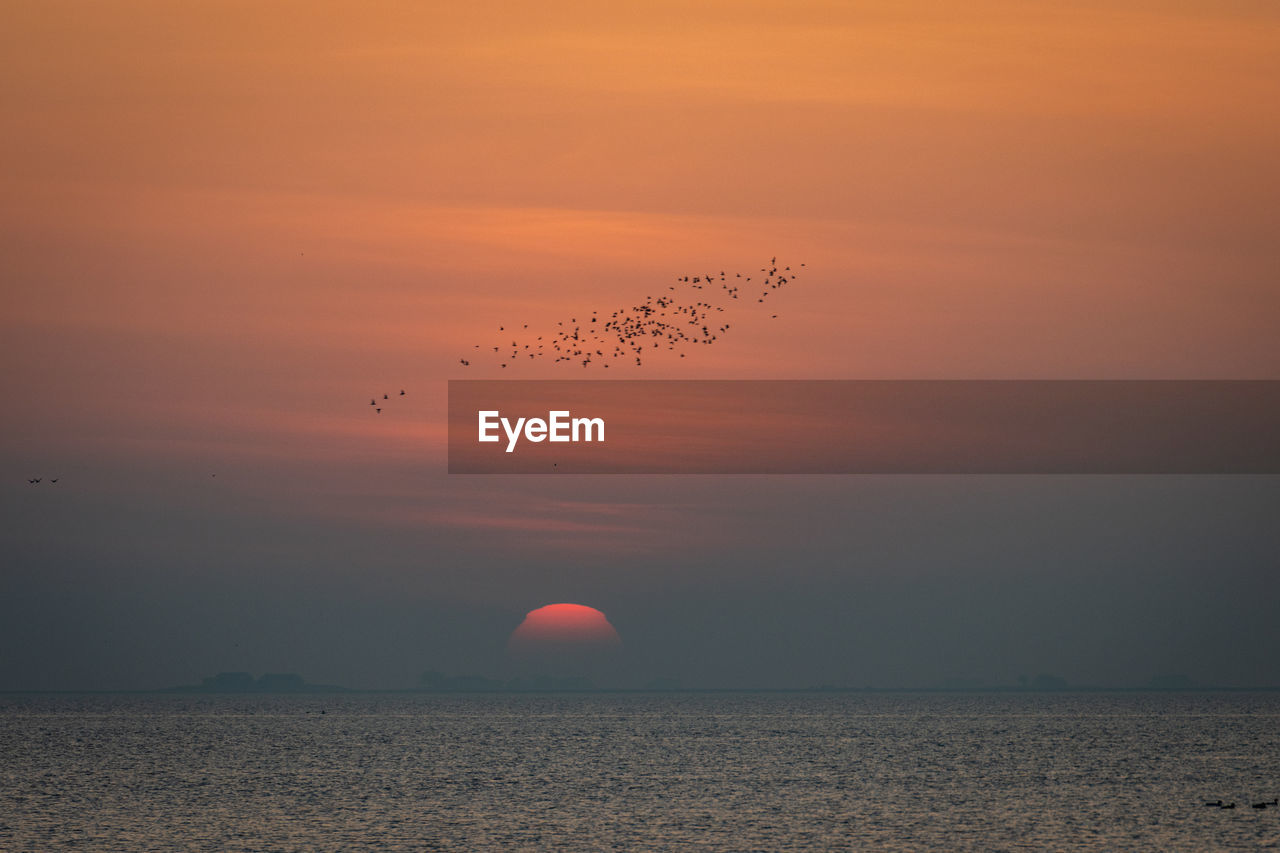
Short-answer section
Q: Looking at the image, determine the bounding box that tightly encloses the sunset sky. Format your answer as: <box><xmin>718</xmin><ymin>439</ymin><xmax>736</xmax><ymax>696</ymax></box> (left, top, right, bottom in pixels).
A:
<box><xmin>2</xmin><ymin>1</ymin><xmax>1278</xmax><ymax>690</ymax></box>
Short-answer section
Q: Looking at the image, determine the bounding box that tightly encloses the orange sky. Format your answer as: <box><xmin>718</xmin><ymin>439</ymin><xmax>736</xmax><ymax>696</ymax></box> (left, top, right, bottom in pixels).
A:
<box><xmin>2</xmin><ymin>1</ymin><xmax>1279</xmax><ymax>615</ymax></box>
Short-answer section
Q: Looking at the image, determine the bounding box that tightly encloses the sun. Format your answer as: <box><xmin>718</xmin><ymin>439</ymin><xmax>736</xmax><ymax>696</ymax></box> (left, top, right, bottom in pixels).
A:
<box><xmin>508</xmin><ymin>603</ymin><xmax>621</xmax><ymax>648</ymax></box>
<box><xmin>507</xmin><ymin>603</ymin><xmax>621</xmax><ymax>669</ymax></box>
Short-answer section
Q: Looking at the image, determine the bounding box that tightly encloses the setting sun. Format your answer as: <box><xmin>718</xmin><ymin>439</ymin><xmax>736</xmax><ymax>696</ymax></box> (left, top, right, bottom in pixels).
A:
<box><xmin>508</xmin><ymin>603</ymin><xmax>622</xmax><ymax>651</ymax></box>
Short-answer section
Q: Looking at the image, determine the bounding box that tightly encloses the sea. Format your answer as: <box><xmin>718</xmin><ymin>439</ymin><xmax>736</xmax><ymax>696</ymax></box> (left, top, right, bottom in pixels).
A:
<box><xmin>2</xmin><ymin>691</ymin><xmax>1278</xmax><ymax>851</ymax></box>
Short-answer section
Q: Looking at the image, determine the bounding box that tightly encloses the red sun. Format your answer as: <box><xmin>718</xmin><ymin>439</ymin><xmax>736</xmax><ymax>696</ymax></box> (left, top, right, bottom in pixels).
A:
<box><xmin>507</xmin><ymin>603</ymin><xmax>622</xmax><ymax>659</ymax></box>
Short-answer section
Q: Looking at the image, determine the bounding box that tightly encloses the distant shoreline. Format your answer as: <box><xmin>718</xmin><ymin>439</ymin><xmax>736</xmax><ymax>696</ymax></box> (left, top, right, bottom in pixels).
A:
<box><xmin>5</xmin><ymin>685</ymin><xmax>1280</xmax><ymax>696</ymax></box>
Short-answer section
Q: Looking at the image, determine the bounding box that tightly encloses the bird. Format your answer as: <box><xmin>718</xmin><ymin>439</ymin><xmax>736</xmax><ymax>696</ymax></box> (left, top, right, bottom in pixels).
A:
<box><xmin>50</xmin><ymin>478</ymin><xmax>58</xmax><ymax>484</ymax></box>
<box><xmin>400</xmin><ymin>389</ymin><xmax>406</xmax><ymax>395</ymax></box>
<box><xmin>375</xmin><ymin>407</ymin><xmax>381</xmax><ymax>413</ymax></box>
<box><xmin>1253</xmin><ymin>799</ymin><xmax>1278</xmax><ymax>809</ymax></box>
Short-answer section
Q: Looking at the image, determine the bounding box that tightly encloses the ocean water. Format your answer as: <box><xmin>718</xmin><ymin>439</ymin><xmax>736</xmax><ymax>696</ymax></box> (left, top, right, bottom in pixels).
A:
<box><xmin>2</xmin><ymin>692</ymin><xmax>1278</xmax><ymax>851</ymax></box>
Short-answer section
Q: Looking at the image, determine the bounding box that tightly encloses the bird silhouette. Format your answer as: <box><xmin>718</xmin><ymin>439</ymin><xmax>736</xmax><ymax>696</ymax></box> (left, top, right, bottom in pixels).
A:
<box><xmin>462</xmin><ymin>257</ymin><xmax>803</xmax><ymax>370</ymax></box>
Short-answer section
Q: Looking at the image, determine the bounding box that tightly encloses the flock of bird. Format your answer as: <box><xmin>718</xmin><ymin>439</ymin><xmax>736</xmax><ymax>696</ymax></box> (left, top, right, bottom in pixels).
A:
<box><xmin>375</xmin><ymin>258</ymin><xmax>802</xmax><ymax>410</ymax></box>
<box><xmin>367</xmin><ymin>389</ymin><xmax>406</xmax><ymax>414</ymax></box>
<box><xmin>26</xmin><ymin>478</ymin><xmax>57</xmax><ymax>484</ymax></box>
<box><xmin>461</xmin><ymin>257</ymin><xmax>803</xmax><ymax>370</ymax></box>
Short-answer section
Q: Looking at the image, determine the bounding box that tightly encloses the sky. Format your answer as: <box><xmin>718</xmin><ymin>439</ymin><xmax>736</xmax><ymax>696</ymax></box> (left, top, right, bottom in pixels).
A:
<box><xmin>1</xmin><ymin>0</ymin><xmax>1278</xmax><ymax>690</ymax></box>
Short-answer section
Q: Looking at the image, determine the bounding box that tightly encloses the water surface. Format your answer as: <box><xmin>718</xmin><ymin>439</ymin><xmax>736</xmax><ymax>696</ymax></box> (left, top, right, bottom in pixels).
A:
<box><xmin>2</xmin><ymin>692</ymin><xmax>1278</xmax><ymax>850</ymax></box>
